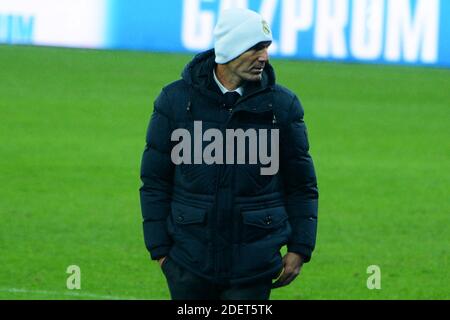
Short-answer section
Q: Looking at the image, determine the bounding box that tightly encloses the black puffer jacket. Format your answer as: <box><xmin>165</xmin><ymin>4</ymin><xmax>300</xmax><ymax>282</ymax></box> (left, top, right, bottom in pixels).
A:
<box><xmin>140</xmin><ymin>49</ymin><xmax>318</xmax><ymax>285</ymax></box>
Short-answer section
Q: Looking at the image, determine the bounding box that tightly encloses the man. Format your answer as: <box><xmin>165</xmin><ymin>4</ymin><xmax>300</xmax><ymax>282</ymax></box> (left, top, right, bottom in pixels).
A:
<box><xmin>139</xmin><ymin>8</ymin><xmax>318</xmax><ymax>300</ymax></box>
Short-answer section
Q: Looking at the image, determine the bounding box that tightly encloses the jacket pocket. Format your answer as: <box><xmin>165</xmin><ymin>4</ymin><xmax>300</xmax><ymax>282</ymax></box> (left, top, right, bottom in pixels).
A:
<box><xmin>172</xmin><ymin>202</ymin><xmax>207</xmax><ymax>225</ymax></box>
<box><xmin>170</xmin><ymin>201</ymin><xmax>209</xmax><ymax>263</ymax></box>
<box><xmin>241</xmin><ymin>206</ymin><xmax>289</xmax><ymax>244</ymax></box>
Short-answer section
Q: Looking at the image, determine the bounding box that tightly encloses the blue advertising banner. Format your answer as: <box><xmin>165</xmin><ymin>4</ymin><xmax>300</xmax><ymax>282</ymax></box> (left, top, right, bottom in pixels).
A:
<box><xmin>106</xmin><ymin>0</ymin><xmax>450</xmax><ymax>67</ymax></box>
<box><xmin>1</xmin><ymin>0</ymin><xmax>449</xmax><ymax>67</ymax></box>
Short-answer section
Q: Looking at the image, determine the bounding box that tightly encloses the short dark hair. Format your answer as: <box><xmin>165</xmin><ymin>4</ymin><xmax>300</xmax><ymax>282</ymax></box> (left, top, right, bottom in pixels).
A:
<box><xmin>247</xmin><ymin>41</ymin><xmax>272</xmax><ymax>52</ymax></box>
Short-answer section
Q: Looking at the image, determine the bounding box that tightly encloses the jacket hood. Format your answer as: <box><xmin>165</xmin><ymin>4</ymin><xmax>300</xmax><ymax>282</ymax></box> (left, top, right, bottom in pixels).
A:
<box><xmin>181</xmin><ymin>49</ymin><xmax>276</xmax><ymax>100</ymax></box>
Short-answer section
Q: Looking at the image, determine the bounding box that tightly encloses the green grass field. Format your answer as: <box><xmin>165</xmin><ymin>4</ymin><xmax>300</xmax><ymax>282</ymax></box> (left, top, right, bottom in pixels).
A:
<box><xmin>0</xmin><ymin>45</ymin><xmax>449</xmax><ymax>300</ymax></box>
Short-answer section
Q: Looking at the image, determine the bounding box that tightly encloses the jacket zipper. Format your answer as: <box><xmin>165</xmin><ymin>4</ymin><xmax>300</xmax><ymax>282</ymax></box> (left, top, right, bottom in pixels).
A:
<box><xmin>212</xmin><ymin>87</ymin><xmax>274</xmax><ymax>280</ymax></box>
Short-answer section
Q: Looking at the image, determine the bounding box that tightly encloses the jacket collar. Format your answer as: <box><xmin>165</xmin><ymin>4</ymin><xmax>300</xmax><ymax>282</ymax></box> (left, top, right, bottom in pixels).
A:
<box><xmin>182</xmin><ymin>49</ymin><xmax>276</xmax><ymax>106</ymax></box>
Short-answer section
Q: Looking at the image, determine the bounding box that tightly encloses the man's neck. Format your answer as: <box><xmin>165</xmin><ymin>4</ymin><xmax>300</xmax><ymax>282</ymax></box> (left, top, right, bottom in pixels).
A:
<box><xmin>215</xmin><ymin>64</ymin><xmax>243</xmax><ymax>91</ymax></box>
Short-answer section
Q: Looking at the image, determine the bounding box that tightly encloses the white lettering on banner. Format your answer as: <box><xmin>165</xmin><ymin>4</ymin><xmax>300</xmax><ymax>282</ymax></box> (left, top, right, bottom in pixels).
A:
<box><xmin>385</xmin><ymin>0</ymin><xmax>439</xmax><ymax>63</ymax></box>
<box><xmin>182</xmin><ymin>0</ymin><xmax>215</xmax><ymax>50</ymax></box>
<box><xmin>0</xmin><ymin>0</ymin><xmax>106</xmax><ymax>48</ymax></box>
<box><xmin>280</xmin><ymin>0</ymin><xmax>314</xmax><ymax>55</ymax></box>
<box><xmin>179</xmin><ymin>0</ymin><xmax>440</xmax><ymax>65</ymax></box>
<box><xmin>0</xmin><ymin>15</ymin><xmax>34</xmax><ymax>43</ymax></box>
<box><xmin>219</xmin><ymin>0</ymin><xmax>248</xmax><ymax>11</ymax></box>
<box><xmin>351</xmin><ymin>0</ymin><xmax>384</xmax><ymax>60</ymax></box>
<box><xmin>314</xmin><ymin>0</ymin><xmax>349</xmax><ymax>59</ymax></box>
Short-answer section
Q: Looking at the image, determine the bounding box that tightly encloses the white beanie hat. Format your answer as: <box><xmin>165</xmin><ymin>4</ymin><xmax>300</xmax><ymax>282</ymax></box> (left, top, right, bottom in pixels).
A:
<box><xmin>214</xmin><ymin>8</ymin><xmax>273</xmax><ymax>64</ymax></box>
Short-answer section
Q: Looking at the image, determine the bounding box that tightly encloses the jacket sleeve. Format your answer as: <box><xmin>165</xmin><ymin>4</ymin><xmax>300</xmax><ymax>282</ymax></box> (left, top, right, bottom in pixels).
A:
<box><xmin>280</xmin><ymin>95</ymin><xmax>319</xmax><ymax>263</ymax></box>
<box><xmin>139</xmin><ymin>89</ymin><xmax>174</xmax><ymax>260</ymax></box>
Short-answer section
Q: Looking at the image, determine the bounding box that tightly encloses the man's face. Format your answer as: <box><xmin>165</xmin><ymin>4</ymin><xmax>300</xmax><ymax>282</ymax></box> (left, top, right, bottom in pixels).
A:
<box><xmin>227</xmin><ymin>41</ymin><xmax>271</xmax><ymax>82</ymax></box>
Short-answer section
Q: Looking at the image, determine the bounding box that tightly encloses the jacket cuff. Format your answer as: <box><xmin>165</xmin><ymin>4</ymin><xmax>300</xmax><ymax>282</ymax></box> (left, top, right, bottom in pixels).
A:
<box><xmin>149</xmin><ymin>245</ymin><xmax>171</xmax><ymax>261</ymax></box>
<box><xmin>287</xmin><ymin>243</ymin><xmax>313</xmax><ymax>263</ymax></box>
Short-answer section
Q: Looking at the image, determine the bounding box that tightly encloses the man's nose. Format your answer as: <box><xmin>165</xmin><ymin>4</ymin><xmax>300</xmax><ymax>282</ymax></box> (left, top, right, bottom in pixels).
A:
<box><xmin>258</xmin><ymin>48</ymin><xmax>269</xmax><ymax>62</ymax></box>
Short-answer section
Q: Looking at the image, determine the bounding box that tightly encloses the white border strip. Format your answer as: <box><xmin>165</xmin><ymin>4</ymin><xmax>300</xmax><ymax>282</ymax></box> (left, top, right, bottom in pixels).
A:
<box><xmin>0</xmin><ymin>287</ymin><xmax>140</xmax><ymax>300</ymax></box>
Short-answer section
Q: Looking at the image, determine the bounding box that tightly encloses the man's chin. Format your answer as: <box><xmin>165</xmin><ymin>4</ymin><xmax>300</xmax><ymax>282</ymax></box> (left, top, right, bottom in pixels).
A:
<box><xmin>245</xmin><ymin>73</ymin><xmax>263</xmax><ymax>82</ymax></box>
